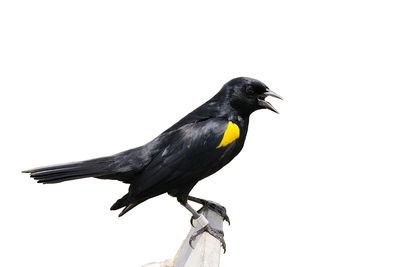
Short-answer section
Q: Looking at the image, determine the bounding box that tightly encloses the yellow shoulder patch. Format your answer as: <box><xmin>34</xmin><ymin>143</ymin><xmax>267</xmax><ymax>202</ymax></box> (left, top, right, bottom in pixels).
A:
<box><xmin>217</xmin><ymin>121</ymin><xmax>240</xmax><ymax>148</ymax></box>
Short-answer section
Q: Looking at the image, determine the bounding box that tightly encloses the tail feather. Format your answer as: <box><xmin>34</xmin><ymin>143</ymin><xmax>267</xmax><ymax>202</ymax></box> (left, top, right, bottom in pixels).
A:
<box><xmin>23</xmin><ymin>157</ymin><xmax>115</xmax><ymax>184</ymax></box>
<box><xmin>110</xmin><ymin>194</ymin><xmax>147</xmax><ymax>217</ymax></box>
<box><xmin>118</xmin><ymin>203</ymin><xmax>137</xmax><ymax>217</ymax></box>
<box><xmin>110</xmin><ymin>194</ymin><xmax>129</xmax><ymax>211</ymax></box>
<box><xmin>23</xmin><ymin>152</ymin><xmax>147</xmax><ymax>216</ymax></box>
<box><xmin>110</xmin><ymin>194</ymin><xmax>134</xmax><ymax>217</ymax></box>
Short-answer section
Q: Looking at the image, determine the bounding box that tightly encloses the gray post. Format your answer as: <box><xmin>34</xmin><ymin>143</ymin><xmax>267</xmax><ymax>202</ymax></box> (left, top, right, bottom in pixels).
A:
<box><xmin>143</xmin><ymin>207</ymin><xmax>224</xmax><ymax>267</ymax></box>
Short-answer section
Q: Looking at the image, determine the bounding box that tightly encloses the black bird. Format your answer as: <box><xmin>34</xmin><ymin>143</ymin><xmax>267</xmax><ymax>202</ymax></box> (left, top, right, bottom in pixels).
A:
<box><xmin>23</xmin><ymin>77</ymin><xmax>282</xmax><ymax>250</ymax></box>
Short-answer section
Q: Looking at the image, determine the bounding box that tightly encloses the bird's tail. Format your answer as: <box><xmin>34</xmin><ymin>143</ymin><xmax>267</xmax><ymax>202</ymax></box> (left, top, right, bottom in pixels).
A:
<box><xmin>110</xmin><ymin>193</ymin><xmax>150</xmax><ymax>217</ymax></box>
<box><xmin>22</xmin><ymin>156</ymin><xmax>115</xmax><ymax>184</ymax></box>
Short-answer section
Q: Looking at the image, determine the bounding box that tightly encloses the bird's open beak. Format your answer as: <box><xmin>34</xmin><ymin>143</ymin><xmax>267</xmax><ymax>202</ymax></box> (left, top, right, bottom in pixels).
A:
<box><xmin>257</xmin><ymin>90</ymin><xmax>283</xmax><ymax>113</ymax></box>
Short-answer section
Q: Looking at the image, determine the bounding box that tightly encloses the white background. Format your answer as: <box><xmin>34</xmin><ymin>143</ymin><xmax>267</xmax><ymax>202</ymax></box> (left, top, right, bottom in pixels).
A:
<box><xmin>1</xmin><ymin>1</ymin><xmax>399</xmax><ymax>266</ymax></box>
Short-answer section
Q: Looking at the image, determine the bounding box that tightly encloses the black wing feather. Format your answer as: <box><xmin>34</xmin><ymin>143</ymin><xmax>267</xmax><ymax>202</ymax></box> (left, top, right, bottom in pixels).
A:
<box><xmin>130</xmin><ymin>118</ymin><xmax>237</xmax><ymax>198</ymax></box>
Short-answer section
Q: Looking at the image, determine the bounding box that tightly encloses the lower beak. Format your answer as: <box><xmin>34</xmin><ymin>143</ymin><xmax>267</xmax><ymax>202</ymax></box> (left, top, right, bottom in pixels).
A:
<box><xmin>258</xmin><ymin>90</ymin><xmax>283</xmax><ymax>113</ymax></box>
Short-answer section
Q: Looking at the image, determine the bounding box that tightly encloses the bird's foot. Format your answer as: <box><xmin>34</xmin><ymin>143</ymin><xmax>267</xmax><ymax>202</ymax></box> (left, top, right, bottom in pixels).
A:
<box><xmin>189</xmin><ymin>224</ymin><xmax>226</xmax><ymax>253</ymax></box>
<box><xmin>197</xmin><ymin>200</ymin><xmax>230</xmax><ymax>225</ymax></box>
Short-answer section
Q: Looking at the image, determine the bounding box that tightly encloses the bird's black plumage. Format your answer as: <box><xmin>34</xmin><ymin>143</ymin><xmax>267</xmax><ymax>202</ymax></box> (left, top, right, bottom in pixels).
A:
<box><xmin>23</xmin><ymin>77</ymin><xmax>282</xmax><ymax>218</ymax></box>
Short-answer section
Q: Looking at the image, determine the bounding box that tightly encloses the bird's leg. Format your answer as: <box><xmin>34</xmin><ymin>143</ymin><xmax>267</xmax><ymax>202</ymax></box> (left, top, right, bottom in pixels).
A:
<box><xmin>180</xmin><ymin>200</ymin><xmax>201</xmax><ymax>220</ymax></box>
<box><xmin>189</xmin><ymin>224</ymin><xmax>226</xmax><ymax>253</ymax></box>
<box><xmin>178</xmin><ymin>199</ymin><xmax>226</xmax><ymax>252</ymax></box>
<box><xmin>187</xmin><ymin>196</ymin><xmax>230</xmax><ymax>225</ymax></box>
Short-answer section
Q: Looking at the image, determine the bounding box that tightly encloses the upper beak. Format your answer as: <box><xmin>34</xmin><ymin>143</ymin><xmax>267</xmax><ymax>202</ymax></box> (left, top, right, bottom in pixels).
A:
<box><xmin>258</xmin><ymin>90</ymin><xmax>283</xmax><ymax>113</ymax></box>
<box><xmin>264</xmin><ymin>90</ymin><xmax>283</xmax><ymax>100</ymax></box>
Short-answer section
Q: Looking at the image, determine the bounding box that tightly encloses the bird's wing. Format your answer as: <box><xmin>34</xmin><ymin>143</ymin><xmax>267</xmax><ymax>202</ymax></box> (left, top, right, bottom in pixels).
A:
<box><xmin>132</xmin><ymin>118</ymin><xmax>241</xmax><ymax>195</ymax></box>
<box><xmin>95</xmin><ymin>145</ymin><xmax>154</xmax><ymax>182</ymax></box>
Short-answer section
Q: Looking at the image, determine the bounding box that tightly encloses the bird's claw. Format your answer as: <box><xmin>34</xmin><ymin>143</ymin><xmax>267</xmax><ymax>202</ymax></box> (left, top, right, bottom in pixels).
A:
<box><xmin>198</xmin><ymin>200</ymin><xmax>230</xmax><ymax>225</ymax></box>
<box><xmin>189</xmin><ymin>224</ymin><xmax>226</xmax><ymax>253</ymax></box>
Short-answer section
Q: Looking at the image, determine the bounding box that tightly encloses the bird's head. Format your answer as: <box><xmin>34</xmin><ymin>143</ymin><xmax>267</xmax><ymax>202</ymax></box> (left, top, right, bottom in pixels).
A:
<box><xmin>222</xmin><ymin>77</ymin><xmax>282</xmax><ymax>115</ymax></box>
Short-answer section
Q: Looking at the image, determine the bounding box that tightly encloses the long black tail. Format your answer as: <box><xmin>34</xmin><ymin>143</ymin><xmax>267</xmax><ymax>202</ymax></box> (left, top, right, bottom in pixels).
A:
<box><xmin>22</xmin><ymin>156</ymin><xmax>115</xmax><ymax>184</ymax></box>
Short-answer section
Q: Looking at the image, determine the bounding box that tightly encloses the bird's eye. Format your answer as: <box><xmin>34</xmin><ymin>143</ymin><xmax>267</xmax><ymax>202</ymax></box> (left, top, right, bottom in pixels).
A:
<box><xmin>246</xmin><ymin>86</ymin><xmax>254</xmax><ymax>95</ymax></box>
